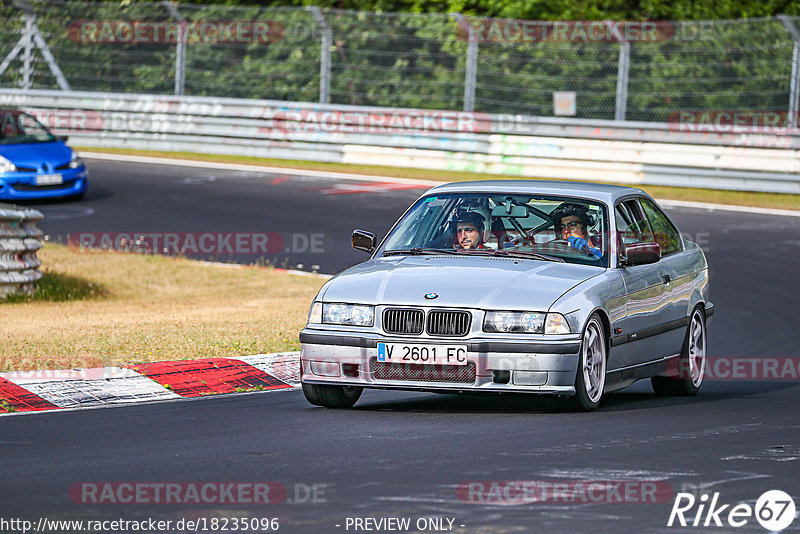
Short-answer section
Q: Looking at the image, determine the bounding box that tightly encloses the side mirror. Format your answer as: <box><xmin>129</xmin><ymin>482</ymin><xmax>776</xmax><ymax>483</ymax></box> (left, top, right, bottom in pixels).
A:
<box><xmin>623</xmin><ymin>242</ymin><xmax>661</xmax><ymax>266</ymax></box>
<box><xmin>352</xmin><ymin>229</ymin><xmax>377</xmax><ymax>254</ymax></box>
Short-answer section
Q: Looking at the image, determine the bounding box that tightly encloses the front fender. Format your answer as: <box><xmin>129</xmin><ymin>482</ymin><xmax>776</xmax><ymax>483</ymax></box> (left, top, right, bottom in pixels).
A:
<box><xmin>548</xmin><ymin>269</ymin><xmax>625</xmax><ymax>340</ymax></box>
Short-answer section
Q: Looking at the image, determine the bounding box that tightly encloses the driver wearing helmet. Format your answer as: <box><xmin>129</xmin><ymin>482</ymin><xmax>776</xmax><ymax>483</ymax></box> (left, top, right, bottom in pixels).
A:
<box><xmin>550</xmin><ymin>203</ymin><xmax>602</xmax><ymax>258</ymax></box>
<box><xmin>450</xmin><ymin>210</ymin><xmax>486</xmax><ymax>250</ymax></box>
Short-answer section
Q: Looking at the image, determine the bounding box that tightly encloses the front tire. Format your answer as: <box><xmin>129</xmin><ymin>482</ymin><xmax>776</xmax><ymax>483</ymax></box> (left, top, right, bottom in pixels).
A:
<box><xmin>567</xmin><ymin>314</ymin><xmax>607</xmax><ymax>411</ymax></box>
<box><xmin>302</xmin><ymin>382</ymin><xmax>363</xmax><ymax>408</ymax></box>
<box><xmin>652</xmin><ymin>308</ymin><xmax>706</xmax><ymax>396</ymax></box>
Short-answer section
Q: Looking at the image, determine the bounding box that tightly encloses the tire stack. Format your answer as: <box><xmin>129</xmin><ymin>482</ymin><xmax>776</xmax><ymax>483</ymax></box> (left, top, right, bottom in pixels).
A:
<box><xmin>0</xmin><ymin>203</ymin><xmax>44</xmax><ymax>298</ymax></box>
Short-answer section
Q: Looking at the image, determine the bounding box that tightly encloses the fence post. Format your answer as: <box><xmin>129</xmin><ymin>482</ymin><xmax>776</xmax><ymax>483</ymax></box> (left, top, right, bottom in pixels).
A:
<box><xmin>308</xmin><ymin>6</ymin><xmax>331</xmax><ymax>104</ymax></box>
<box><xmin>779</xmin><ymin>16</ymin><xmax>800</xmax><ymax>129</ymax></box>
<box><xmin>21</xmin><ymin>15</ymin><xmax>34</xmax><ymax>89</ymax></box>
<box><xmin>614</xmin><ymin>40</ymin><xmax>631</xmax><ymax>121</ymax></box>
<box><xmin>451</xmin><ymin>14</ymin><xmax>477</xmax><ymax>112</ymax></box>
<box><xmin>615</xmin><ymin>42</ymin><xmax>630</xmax><ymax>121</ymax></box>
<box><xmin>162</xmin><ymin>2</ymin><xmax>186</xmax><ymax>96</ymax></box>
<box><xmin>605</xmin><ymin>22</ymin><xmax>630</xmax><ymax>121</ymax></box>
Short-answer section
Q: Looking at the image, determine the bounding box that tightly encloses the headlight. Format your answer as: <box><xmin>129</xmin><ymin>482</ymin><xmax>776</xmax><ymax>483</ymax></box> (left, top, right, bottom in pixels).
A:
<box><xmin>544</xmin><ymin>313</ymin><xmax>571</xmax><ymax>334</ymax></box>
<box><xmin>0</xmin><ymin>156</ymin><xmax>16</xmax><ymax>173</ymax></box>
<box><xmin>321</xmin><ymin>303</ymin><xmax>374</xmax><ymax>327</ymax></box>
<box><xmin>484</xmin><ymin>311</ymin><xmax>545</xmax><ymax>333</ymax></box>
<box><xmin>68</xmin><ymin>150</ymin><xmax>83</xmax><ymax>169</ymax></box>
<box><xmin>484</xmin><ymin>311</ymin><xmax>570</xmax><ymax>334</ymax></box>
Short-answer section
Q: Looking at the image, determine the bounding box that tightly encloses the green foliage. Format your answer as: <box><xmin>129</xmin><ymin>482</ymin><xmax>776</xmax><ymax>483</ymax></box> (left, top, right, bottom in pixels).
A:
<box><xmin>138</xmin><ymin>0</ymin><xmax>800</xmax><ymax>20</ymax></box>
<box><xmin>2</xmin><ymin>1</ymin><xmax>799</xmax><ymax>121</ymax></box>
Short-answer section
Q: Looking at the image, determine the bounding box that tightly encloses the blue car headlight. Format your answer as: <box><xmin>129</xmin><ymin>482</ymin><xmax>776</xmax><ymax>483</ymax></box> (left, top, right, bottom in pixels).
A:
<box><xmin>68</xmin><ymin>150</ymin><xmax>84</xmax><ymax>169</ymax></box>
<box><xmin>0</xmin><ymin>156</ymin><xmax>16</xmax><ymax>173</ymax></box>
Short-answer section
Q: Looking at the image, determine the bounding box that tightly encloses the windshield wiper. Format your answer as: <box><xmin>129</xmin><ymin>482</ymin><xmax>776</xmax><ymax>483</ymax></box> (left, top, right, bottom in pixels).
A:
<box><xmin>492</xmin><ymin>249</ymin><xmax>565</xmax><ymax>262</ymax></box>
<box><xmin>382</xmin><ymin>247</ymin><xmax>462</xmax><ymax>256</ymax></box>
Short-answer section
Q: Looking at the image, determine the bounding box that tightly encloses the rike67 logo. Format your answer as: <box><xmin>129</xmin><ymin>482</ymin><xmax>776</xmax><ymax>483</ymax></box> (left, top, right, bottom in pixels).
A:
<box><xmin>668</xmin><ymin>490</ymin><xmax>795</xmax><ymax>531</ymax></box>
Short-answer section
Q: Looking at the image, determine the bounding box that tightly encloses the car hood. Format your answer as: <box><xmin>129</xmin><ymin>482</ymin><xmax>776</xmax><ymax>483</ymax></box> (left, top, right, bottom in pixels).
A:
<box><xmin>0</xmin><ymin>141</ymin><xmax>71</xmax><ymax>170</ymax></box>
<box><xmin>321</xmin><ymin>255</ymin><xmax>603</xmax><ymax>311</ymax></box>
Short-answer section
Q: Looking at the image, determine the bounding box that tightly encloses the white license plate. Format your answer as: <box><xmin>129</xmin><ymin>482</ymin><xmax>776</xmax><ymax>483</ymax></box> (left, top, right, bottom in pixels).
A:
<box><xmin>377</xmin><ymin>343</ymin><xmax>468</xmax><ymax>366</ymax></box>
<box><xmin>36</xmin><ymin>173</ymin><xmax>63</xmax><ymax>185</ymax></box>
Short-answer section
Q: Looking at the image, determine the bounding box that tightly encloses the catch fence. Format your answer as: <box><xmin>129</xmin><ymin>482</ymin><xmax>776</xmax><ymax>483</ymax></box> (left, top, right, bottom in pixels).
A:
<box><xmin>2</xmin><ymin>1</ymin><xmax>800</xmax><ymax>122</ymax></box>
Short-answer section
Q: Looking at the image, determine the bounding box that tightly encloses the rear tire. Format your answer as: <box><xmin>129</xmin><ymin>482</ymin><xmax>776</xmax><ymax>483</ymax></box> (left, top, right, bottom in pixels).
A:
<box><xmin>652</xmin><ymin>308</ymin><xmax>706</xmax><ymax>396</ymax></box>
<box><xmin>302</xmin><ymin>383</ymin><xmax>363</xmax><ymax>408</ymax></box>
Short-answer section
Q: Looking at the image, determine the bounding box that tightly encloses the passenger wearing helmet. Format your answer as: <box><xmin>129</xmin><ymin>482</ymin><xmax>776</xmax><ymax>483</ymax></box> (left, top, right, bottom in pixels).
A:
<box><xmin>451</xmin><ymin>210</ymin><xmax>486</xmax><ymax>250</ymax></box>
<box><xmin>550</xmin><ymin>203</ymin><xmax>602</xmax><ymax>258</ymax></box>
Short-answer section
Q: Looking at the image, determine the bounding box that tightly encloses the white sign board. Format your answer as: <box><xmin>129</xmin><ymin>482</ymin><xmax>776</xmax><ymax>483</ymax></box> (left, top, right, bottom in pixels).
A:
<box><xmin>553</xmin><ymin>91</ymin><xmax>576</xmax><ymax>116</ymax></box>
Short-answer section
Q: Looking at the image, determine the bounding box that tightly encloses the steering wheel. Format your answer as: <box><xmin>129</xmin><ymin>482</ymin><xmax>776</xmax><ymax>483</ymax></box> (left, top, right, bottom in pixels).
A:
<box><xmin>500</xmin><ymin>231</ymin><xmax>536</xmax><ymax>249</ymax></box>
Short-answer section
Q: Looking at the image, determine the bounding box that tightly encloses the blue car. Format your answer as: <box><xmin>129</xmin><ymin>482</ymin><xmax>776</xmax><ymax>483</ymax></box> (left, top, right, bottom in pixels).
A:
<box><xmin>0</xmin><ymin>109</ymin><xmax>88</xmax><ymax>200</ymax></box>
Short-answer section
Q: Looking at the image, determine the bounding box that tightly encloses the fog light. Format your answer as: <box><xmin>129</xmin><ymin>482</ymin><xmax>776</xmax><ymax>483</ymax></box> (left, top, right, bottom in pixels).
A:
<box><xmin>309</xmin><ymin>361</ymin><xmax>340</xmax><ymax>377</ymax></box>
<box><xmin>512</xmin><ymin>371</ymin><xmax>548</xmax><ymax>386</ymax></box>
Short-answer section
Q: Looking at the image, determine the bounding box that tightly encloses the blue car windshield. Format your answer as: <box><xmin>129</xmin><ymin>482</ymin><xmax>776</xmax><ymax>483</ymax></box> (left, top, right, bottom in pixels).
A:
<box><xmin>379</xmin><ymin>192</ymin><xmax>610</xmax><ymax>267</ymax></box>
<box><xmin>0</xmin><ymin>110</ymin><xmax>55</xmax><ymax>145</ymax></box>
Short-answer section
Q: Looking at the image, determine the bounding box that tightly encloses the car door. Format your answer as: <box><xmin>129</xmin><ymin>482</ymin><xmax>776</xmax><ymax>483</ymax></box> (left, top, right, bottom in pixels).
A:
<box><xmin>609</xmin><ymin>198</ymin><xmax>674</xmax><ymax>371</ymax></box>
<box><xmin>638</xmin><ymin>196</ymin><xmax>692</xmax><ymax>353</ymax></box>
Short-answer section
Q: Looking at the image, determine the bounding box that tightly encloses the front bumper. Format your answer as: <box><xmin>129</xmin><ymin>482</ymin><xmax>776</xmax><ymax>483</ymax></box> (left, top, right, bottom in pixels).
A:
<box><xmin>300</xmin><ymin>329</ymin><xmax>582</xmax><ymax>395</ymax></box>
<box><xmin>0</xmin><ymin>167</ymin><xmax>88</xmax><ymax>200</ymax></box>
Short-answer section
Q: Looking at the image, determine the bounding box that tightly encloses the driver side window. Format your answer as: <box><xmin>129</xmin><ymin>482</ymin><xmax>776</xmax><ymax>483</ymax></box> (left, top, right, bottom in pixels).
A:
<box><xmin>615</xmin><ymin>200</ymin><xmax>653</xmax><ymax>253</ymax></box>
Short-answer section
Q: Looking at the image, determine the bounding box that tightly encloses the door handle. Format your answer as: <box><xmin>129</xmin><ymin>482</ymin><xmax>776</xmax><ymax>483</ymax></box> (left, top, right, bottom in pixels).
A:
<box><xmin>662</xmin><ymin>274</ymin><xmax>671</xmax><ymax>285</ymax></box>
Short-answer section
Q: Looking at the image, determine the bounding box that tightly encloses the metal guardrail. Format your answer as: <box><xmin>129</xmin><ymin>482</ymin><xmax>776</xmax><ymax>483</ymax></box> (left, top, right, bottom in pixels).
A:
<box><xmin>0</xmin><ymin>203</ymin><xmax>43</xmax><ymax>298</ymax></box>
<box><xmin>1</xmin><ymin>88</ymin><xmax>799</xmax><ymax>194</ymax></box>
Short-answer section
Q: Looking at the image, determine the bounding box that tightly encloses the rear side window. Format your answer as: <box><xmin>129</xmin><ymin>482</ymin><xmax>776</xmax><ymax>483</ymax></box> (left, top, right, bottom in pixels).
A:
<box><xmin>639</xmin><ymin>198</ymin><xmax>682</xmax><ymax>256</ymax></box>
<box><xmin>615</xmin><ymin>200</ymin><xmax>653</xmax><ymax>253</ymax></box>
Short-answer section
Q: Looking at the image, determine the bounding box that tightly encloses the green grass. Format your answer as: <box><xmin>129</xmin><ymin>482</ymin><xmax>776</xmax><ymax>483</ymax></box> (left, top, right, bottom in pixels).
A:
<box><xmin>0</xmin><ymin>243</ymin><xmax>324</xmax><ymax>372</ymax></box>
<box><xmin>2</xmin><ymin>272</ymin><xmax>104</xmax><ymax>303</ymax></box>
<box><xmin>79</xmin><ymin>146</ymin><xmax>800</xmax><ymax>211</ymax></box>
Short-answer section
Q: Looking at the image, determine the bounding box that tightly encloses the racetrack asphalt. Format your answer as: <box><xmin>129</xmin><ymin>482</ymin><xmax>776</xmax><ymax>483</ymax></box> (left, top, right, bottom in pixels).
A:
<box><xmin>31</xmin><ymin>157</ymin><xmax>427</xmax><ymax>274</ymax></box>
<box><xmin>2</xmin><ymin>157</ymin><xmax>799</xmax><ymax>533</ymax></box>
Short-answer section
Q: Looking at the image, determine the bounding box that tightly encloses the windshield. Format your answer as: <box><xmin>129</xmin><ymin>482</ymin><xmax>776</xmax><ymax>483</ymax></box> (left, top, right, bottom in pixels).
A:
<box><xmin>0</xmin><ymin>110</ymin><xmax>56</xmax><ymax>145</ymax></box>
<box><xmin>379</xmin><ymin>192</ymin><xmax>609</xmax><ymax>267</ymax></box>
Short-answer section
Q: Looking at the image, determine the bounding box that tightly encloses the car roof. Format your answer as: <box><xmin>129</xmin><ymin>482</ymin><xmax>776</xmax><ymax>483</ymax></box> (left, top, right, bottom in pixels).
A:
<box><xmin>426</xmin><ymin>180</ymin><xmax>649</xmax><ymax>205</ymax></box>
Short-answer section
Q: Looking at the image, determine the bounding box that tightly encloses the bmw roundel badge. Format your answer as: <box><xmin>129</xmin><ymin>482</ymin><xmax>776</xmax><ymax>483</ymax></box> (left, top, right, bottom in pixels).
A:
<box><xmin>424</xmin><ymin>292</ymin><xmax>438</xmax><ymax>300</ymax></box>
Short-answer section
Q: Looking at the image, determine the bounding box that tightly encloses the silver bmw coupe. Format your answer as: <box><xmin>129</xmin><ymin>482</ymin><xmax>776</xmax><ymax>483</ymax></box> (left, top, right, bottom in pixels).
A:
<box><xmin>300</xmin><ymin>180</ymin><xmax>713</xmax><ymax>411</ymax></box>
